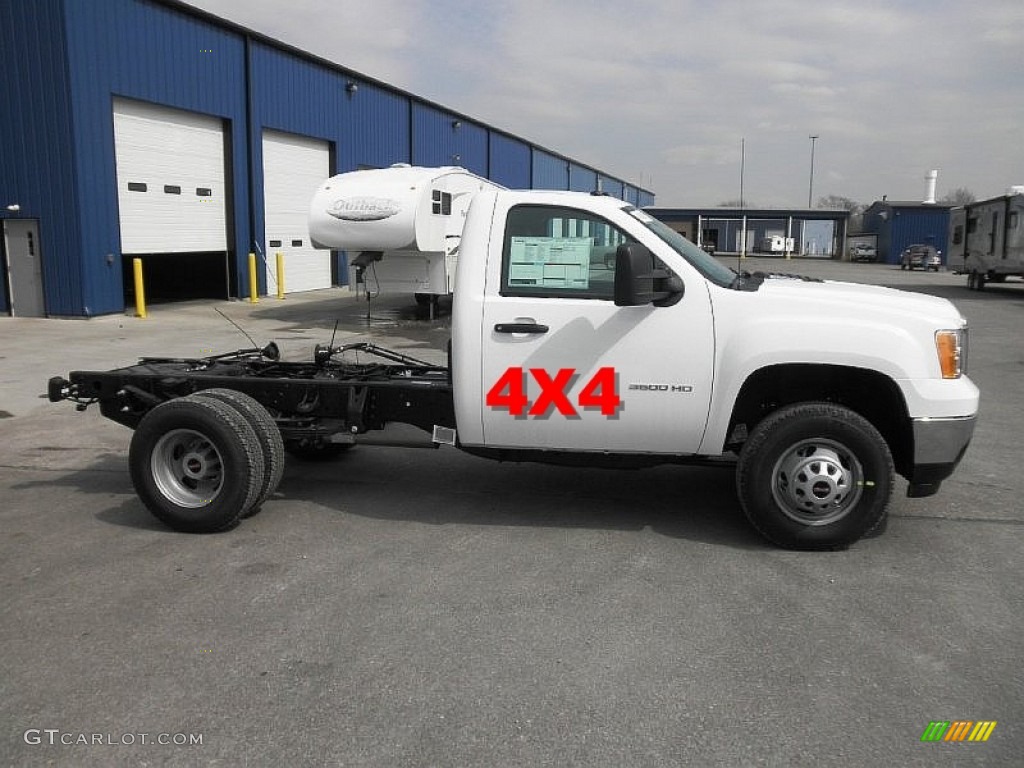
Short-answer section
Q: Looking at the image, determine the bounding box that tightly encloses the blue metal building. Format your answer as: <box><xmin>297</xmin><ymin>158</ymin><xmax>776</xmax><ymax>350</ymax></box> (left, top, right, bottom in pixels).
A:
<box><xmin>0</xmin><ymin>0</ymin><xmax>653</xmax><ymax>316</ymax></box>
<box><xmin>860</xmin><ymin>201</ymin><xmax>952</xmax><ymax>265</ymax></box>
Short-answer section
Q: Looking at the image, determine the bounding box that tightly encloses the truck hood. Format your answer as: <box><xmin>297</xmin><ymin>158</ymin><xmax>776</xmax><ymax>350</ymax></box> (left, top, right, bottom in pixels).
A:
<box><xmin>749</xmin><ymin>274</ymin><xmax>966</xmax><ymax>327</ymax></box>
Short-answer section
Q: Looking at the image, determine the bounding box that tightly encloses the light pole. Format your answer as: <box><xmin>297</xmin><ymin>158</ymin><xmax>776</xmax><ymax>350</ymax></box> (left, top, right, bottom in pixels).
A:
<box><xmin>808</xmin><ymin>134</ymin><xmax>819</xmax><ymax>208</ymax></box>
<box><xmin>739</xmin><ymin>137</ymin><xmax>745</xmax><ymax>209</ymax></box>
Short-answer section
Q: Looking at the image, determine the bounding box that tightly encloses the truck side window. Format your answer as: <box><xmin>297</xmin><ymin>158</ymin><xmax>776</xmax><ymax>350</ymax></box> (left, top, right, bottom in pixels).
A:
<box><xmin>500</xmin><ymin>204</ymin><xmax>634</xmax><ymax>300</ymax></box>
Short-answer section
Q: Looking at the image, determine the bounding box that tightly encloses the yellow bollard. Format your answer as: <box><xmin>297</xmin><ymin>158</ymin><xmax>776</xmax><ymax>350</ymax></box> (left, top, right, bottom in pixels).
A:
<box><xmin>248</xmin><ymin>252</ymin><xmax>259</xmax><ymax>303</ymax></box>
<box><xmin>276</xmin><ymin>251</ymin><xmax>285</xmax><ymax>299</ymax></box>
<box><xmin>132</xmin><ymin>257</ymin><xmax>147</xmax><ymax>318</ymax></box>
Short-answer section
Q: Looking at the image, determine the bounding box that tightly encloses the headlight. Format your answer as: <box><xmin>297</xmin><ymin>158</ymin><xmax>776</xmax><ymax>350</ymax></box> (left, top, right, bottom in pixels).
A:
<box><xmin>935</xmin><ymin>328</ymin><xmax>967</xmax><ymax>379</ymax></box>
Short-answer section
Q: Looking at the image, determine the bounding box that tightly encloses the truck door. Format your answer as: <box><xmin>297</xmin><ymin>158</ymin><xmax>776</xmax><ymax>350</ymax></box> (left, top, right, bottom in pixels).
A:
<box><xmin>479</xmin><ymin>203</ymin><xmax>715</xmax><ymax>455</ymax></box>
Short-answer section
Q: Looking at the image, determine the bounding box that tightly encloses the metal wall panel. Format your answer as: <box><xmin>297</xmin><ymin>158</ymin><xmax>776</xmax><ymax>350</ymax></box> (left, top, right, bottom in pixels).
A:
<box><xmin>890</xmin><ymin>209</ymin><xmax>951</xmax><ymax>264</ymax></box>
<box><xmin>488</xmin><ymin>133</ymin><xmax>530</xmax><ymax>189</ymax></box>
<box><xmin>597</xmin><ymin>174</ymin><xmax>624</xmax><ymax>200</ymax></box>
<box><xmin>62</xmin><ymin>0</ymin><xmax>247</xmax><ymax>314</ymax></box>
<box><xmin>568</xmin><ymin>163</ymin><xmax>596</xmax><ymax>192</ymax></box>
<box><xmin>532</xmin><ymin>151</ymin><xmax>568</xmax><ymax>190</ymax></box>
<box><xmin>342</xmin><ymin>83</ymin><xmax>410</xmax><ymax>170</ymax></box>
<box><xmin>0</xmin><ymin>0</ymin><xmax>79</xmax><ymax>315</ymax></box>
<box><xmin>411</xmin><ymin>103</ymin><xmax>487</xmax><ymax>176</ymax></box>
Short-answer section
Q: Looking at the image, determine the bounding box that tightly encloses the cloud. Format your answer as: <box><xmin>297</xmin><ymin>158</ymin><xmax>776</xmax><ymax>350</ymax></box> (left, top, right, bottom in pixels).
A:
<box><xmin>182</xmin><ymin>0</ymin><xmax>1024</xmax><ymax>207</ymax></box>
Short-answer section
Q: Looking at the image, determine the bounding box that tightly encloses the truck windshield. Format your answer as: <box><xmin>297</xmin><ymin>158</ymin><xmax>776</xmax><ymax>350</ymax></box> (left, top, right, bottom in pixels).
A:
<box><xmin>624</xmin><ymin>207</ymin><xmax>736</xmax><ymax>288</ymax></box>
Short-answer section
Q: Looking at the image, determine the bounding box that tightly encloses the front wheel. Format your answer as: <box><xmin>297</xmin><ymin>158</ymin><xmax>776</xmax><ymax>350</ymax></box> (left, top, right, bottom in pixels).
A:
<box><xmin>736</xmin><ymin>403</ymin><xmax>893</xmax><ymax>550</ymax></box>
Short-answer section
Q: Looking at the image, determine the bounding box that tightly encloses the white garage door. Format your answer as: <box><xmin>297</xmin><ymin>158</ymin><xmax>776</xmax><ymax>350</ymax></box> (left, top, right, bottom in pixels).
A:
<box><xmin>262</xmin><ymin>130</ymin><xmax>331</xmax><ymax>293</ymax></box>
<box><xmin>113</xmin><ymin>98</ymin><xmax>228</xmax><ymax>254</ymax></box>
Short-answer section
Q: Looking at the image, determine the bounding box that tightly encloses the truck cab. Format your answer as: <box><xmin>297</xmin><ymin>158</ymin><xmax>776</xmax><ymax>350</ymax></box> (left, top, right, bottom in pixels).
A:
<box><xmin>451</xmin><ymin>189</ymin><xmax>977</xmax><ymax>548</ymax></box>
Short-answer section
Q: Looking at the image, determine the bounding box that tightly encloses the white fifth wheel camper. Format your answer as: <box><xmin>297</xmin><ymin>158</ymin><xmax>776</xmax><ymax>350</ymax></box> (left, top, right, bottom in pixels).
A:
<box><xmin>309</xmin><ymin>165</ymin><xmax>503</xmax><ymax>309</ymax></box>
<box><xmin>948</xmin><ymin>187</ymin><xmax>1024</xmax><ymax>290</ymax></box>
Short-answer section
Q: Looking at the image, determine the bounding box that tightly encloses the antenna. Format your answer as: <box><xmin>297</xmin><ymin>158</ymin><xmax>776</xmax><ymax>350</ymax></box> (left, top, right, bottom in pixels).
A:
<box><xmin>329</xmin><ymin>319</ymin><xmax>339</xmax><ymax>350</ymax></box>
<box><xmin>213</xmin><ymin>307</ymin><xmax>260</xmax><ymax>349</ymax></box>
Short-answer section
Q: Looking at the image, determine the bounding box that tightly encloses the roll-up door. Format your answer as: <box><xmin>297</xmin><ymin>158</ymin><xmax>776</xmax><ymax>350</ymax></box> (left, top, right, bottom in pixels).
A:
<box><xmin>113</xmin><ymin>98</ymin><xmax>228</xmax><ymax>254</ymax></box>
<box><xmin>262</xmin><ymin>130</ymin><xmax>331</xmax><ymax>293</ymax></box>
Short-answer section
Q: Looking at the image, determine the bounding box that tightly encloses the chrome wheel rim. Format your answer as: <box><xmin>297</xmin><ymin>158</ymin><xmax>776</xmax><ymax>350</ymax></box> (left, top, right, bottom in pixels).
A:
<box><xmin>771</xmin><ymin>438</ymin><xmax>863</xmax><ymax>526</ymax></box>
<box><xmin>151</xmin><ymin>429</ymin><xmax>224</xmax><ymax>508</ymax></box>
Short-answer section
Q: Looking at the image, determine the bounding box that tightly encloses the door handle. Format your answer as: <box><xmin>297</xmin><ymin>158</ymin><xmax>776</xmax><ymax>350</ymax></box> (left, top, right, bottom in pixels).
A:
<box><xmin>494</xmin><ymin>323</ymin><xmax>549</xmax><ymax>334</ymax></box>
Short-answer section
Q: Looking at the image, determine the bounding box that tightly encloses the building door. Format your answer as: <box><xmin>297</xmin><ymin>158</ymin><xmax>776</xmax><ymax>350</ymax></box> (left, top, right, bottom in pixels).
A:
<box><xmin>3</xmin><ymin>219</ymin><xmax>46</xmax><ymax>317</ymax></box>
<box><xmin>262</xmin><ymin>130</ymin><xmax>331</xmax><ymax>293</ymax></box>
<box><xmin>113</xmin><ymin>98</ymin><xmax>231</xmax><ymax>301</ymax></box>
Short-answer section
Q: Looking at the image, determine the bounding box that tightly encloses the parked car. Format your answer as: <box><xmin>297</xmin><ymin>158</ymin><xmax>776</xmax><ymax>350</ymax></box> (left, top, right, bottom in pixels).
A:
<box><xmin>850</xmin><ymin>243</ymin><xmax>877</xmax><ymax>262</ymax></box>
<box><xmin>900</xmin><ymin>244</ymin><xmax>942</xmax><ymax>271</ymax></box>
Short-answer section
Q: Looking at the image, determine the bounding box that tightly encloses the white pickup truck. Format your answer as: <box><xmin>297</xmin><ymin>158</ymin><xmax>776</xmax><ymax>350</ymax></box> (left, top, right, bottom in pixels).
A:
<box><xmin>50</xmin><ymin>169</ymin><xmax>978</xmax><ymax>550</ymax></box>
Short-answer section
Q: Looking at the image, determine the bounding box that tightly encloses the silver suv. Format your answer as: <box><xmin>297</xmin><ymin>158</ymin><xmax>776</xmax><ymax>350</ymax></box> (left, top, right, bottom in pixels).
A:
<box><xmin>900</xmin><ymin>244</ymin><xmax>941</xmax><ymax>272</ymax></box>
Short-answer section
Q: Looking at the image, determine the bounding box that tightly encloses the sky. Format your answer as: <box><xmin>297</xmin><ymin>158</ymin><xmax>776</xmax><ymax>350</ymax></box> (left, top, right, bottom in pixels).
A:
<box><xmin>183</xmin><ymin>0</ymin><xmax>1024</xmax><ymax>208</ymax></box>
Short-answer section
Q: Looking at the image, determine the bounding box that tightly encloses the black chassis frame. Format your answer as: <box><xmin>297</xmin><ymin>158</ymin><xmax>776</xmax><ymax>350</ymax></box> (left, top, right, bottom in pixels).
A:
<box><xmin>49</xmin><ymin>343</ymin><xmax>456</xmax><ymax>447</ymax></box>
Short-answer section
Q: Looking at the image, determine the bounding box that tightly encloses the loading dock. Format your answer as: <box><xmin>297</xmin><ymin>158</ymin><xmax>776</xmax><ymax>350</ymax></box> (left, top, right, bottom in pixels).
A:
<box><xmin>113</xmin><ymin>98</ymin><xmax>232</xmax><ymax>303</ymax></box>
<box><xmin>261</xmin><ymin>130</ymin><xmax>332</xmax><ymax>293</ymax></box>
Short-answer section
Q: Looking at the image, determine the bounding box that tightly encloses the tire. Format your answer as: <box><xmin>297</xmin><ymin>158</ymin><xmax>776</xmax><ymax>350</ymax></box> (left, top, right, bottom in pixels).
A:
<box><xmin>967</xmin><ymin>271</ymin><xmax>976</xmax><ymax>290</ymax></box>
<box><xmin>188</xmin><ymin>389</ymin><xmax>285</xmax><ymax>517</ymax></box>
<box><xmin>284</xmin><ymin>440</ymin><xmax>354</xmax><ymax>461</ymax></box>
<box><xmin>900</xmin><ymin>262</ymin><xmax>907</xmax><ymax>271</ymax></box>
<box><xmin>414</xmin><ymin>293</ymin><xmax>432</xmax><ymax>307</ymax></box>
<box><xmin>129</xmin><ymin>397</ymin><xmax>265</xmax><ymax>533</ymax></box>
<box><xmin>736</xmin><ymin>403</ymin><xmax>893</xmax><ymax>550</ymax></box>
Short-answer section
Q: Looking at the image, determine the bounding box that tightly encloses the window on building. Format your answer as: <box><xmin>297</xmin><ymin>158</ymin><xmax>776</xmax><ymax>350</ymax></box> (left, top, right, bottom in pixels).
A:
<box><xmin>164</xmin><ymin>185</ymin><xmax>181</xmax><ymax>195</ymax></box>
<box><xmin>952</xmin><ymin>225</ymin><xmax>963</xmax><ymax>245</ymax></box>
<box><xmin>127</xmin><ymin>182</ymin><xmax>147</xmax><ymax>192</ymax></box>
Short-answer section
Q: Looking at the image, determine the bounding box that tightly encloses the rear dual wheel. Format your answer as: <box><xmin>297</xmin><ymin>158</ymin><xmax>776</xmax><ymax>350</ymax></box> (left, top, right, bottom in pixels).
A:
<box><xmin>129</xmin><ymin>391</ymin><xmax>284</xmax><ymax>532</ymax></box>
<box><xmin>736</xmin><ymin>403</ymin><xmax>893</xmax><ymax>550</ymax></box>
<box><xmin>190</xmin><ymin>389</ymin><xmax>285</xmax><ymax>517</ymax></box>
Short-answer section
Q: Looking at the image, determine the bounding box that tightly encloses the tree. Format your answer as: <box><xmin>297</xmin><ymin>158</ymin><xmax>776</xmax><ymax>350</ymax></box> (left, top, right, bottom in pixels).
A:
<box><xmin>817</xmin><ymin>195</ymin><xmax>864</xmax><ymax>213</ymax></box>
<box><xmin>939</xmin><ymin>187</ymin><xmax>976</xmax><ymax>205</ymax></box>
<box><xmin>718</xmin><ymin>199</ymin><xmax>754</xmax><ymax>208</ymax></box>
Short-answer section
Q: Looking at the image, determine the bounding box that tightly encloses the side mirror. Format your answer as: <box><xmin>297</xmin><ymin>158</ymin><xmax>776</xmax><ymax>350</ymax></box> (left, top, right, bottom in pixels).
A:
<box><xmin>614</xmin><ymin>243</ymin><xmax>683</xmax><ymax>307</ymax></box>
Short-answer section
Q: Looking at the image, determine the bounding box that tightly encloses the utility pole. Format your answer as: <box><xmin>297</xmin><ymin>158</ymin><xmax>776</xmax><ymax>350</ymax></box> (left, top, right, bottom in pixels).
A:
<box><xmin>808</xmin><ymin>134</ymin><xmax>819</xmax><ymax>208</ymax></box>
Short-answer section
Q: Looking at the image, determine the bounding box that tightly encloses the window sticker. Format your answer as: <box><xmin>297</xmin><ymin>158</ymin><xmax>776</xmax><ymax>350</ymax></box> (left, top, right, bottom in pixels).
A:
<box><xmin>508</xmin><ymin>236</ymin><xmax>591</xmax><ymax>289</ymax></box>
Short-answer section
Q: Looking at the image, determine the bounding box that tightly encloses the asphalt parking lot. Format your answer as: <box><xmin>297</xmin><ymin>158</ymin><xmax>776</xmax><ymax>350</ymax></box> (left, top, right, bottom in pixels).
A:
<box><xmin>1</xmin><ymin>260</ymin><xmax>1021</xmax><ymax>766</ymax></box>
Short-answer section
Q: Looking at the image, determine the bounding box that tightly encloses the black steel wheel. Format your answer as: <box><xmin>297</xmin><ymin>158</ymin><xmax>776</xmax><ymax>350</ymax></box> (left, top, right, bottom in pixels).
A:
<box><xmin>188</xmin><ymin>389</ymin><xmax>285</xmax><ymax>517</ymax></box>
<box><xmin>736</xmin><ymin>403</ymin><xmax>893</xmax><ymax>550</ymax></box>
<box><xmin>129</xmin><ymin>397</ymin><xmax>265</xmax><ymax>532</ymax></box>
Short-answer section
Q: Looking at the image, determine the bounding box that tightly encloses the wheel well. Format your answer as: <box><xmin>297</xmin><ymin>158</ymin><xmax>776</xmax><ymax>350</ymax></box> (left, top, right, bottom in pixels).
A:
<box><xmin>728</xmin><ymin>364</ymin><xmax>912</xmax><ymax>476</ymax></box>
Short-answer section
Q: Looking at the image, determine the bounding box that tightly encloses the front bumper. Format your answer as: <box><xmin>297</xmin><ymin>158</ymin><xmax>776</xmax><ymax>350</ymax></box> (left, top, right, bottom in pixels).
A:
<box><xmin>906</xmin><ymin>415</ymin><xmax>977</xmax><ymax>497</ymax></box>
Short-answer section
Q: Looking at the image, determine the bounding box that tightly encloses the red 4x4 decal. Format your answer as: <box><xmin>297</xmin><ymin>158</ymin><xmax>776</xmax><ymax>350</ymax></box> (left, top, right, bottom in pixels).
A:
<box><xmin>486</xmin><ymin>367</ymin><xmax>621</xmax><ymax>417</ymax></box>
